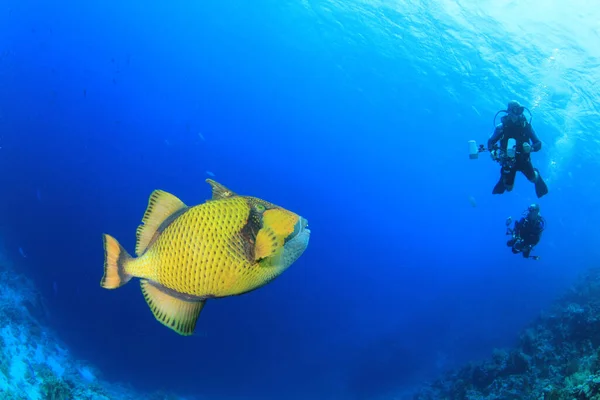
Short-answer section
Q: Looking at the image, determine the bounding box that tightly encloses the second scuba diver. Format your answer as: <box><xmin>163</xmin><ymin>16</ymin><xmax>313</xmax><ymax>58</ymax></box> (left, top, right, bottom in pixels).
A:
<box><xmin>505</xmin><ymin>203</ymin><xmax>545</xmax><ymax>260</ymax></box>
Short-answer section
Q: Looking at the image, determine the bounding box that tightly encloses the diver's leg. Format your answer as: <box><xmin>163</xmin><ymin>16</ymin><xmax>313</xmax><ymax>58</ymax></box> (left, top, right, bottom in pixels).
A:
<box><xmin>533</xmin><ymin>168</ymin><xmax>549</xmax><ymax>198</ymax></box>
<box><xmin>504</xmin><ymin>167</ymin><xmax>516</xmax><ymax>192</ymax></box>
<box><xmin>521</xmin><ymin>159</ymin><xmax>537</xmax><ymax>183</ymax></box>
<box><xmin>521</xmin><ymin>158</ymin><xmax>548</xmax><ymax>198</ymax></box>
<box><xmin>492</xmin><ymin>166</ymin><xmax>507</xmax><ymax>194</ymax></box>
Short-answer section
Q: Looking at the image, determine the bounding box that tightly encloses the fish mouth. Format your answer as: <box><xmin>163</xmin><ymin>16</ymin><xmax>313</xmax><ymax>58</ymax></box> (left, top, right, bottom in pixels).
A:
<box><xmin>301</xmin><ymin>217</ymin><xmax>310</xmax><ymax>234</ymax></box>
<box><xmin>285</xmin><ymin>217</ymin><xmax>310</xmax><ymax>243</ymax></box>
<box><xmin>281</xmin><ymin>217</ymin><xmax>310</xmax><ymax>267</ymax></box>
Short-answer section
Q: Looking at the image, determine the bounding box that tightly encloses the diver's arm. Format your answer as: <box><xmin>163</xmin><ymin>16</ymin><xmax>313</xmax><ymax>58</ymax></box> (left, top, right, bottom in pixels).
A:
<box><xmin>535</xmin><ymin>218</ymin><xmax>545</xmax><ymax>235</ymax></box>
<box><xmin>514</xmin><ymin>218</ymin><xmax>524</xmax><ymax>235</ymax></box>
<box><xmin>529</xmin><ymin>126</ymin><xmax>542</xmax><ymax>152</ymax></box>
<box><xmin>487</xmin><ymin>124</ymin><xmax>503</xmax><ymax>150</ymax></box>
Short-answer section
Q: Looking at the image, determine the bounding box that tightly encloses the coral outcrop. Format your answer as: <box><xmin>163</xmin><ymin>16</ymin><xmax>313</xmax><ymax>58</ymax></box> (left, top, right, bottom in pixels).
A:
<box><xmin>0</xmin><ymin>248</ymin><xmax>189</xmax><ymax>400</ymax></box>
<box><xmin>414</xmin><ymin>268</ymin><xmax>600</xmax><ymax>400</ymax></box>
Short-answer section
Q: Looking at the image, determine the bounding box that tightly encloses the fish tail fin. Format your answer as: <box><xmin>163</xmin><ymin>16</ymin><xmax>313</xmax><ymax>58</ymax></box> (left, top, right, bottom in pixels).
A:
<box><xmin>101</xmin><ymin>234</ymin><xmax>134</xmax><ymax>289</ymax></box>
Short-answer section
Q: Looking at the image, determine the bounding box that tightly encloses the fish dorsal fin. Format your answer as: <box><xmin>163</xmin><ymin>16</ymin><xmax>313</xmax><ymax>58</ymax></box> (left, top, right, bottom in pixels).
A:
<box><xmin>206</xmin><ymin>179</ymin><xmax>236</xmax><ymax>200</ymax></box>
<box><xmin>135</xmin><ymin>190</ymin><xmax>187</xmax><ymax>256</ymax></box>
<box><xmin>140</xmin><ymin>280</ymin><xmax>205</xmax><ymax>336</ymax></box>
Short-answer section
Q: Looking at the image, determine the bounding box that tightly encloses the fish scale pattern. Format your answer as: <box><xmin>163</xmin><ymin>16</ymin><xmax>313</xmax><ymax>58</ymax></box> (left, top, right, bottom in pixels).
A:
<box><xmin>148</xmin><ymin>197</ymin><xmax>254</xmax><ymax>297</ymax></box>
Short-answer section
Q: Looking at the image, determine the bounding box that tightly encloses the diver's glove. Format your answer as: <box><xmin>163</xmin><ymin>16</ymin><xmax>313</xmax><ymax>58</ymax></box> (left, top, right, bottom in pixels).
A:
<box><xmin>490</xmin><ymin>149</ymin><xmax>499</xmax><ymax>161</ymax></box>
<box><xmin>522</xmin><ymin>142</ymin><xmax>531</xmax><ymax>153</ymax></box>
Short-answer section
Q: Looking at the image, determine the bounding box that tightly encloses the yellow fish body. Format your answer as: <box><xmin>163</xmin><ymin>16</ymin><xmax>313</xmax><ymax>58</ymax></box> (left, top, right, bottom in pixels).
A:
<box><xmin>101</xmin><ymin>179</ymin><xmax>310</xmax><ymax>336</ymax></box>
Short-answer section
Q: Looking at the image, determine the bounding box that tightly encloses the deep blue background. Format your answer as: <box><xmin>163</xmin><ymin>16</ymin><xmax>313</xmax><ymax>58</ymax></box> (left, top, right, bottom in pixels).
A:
<box><xmin>0</xmin><ymin>1</ymin><xmax>596</xmax><ymax>399</ymax></box>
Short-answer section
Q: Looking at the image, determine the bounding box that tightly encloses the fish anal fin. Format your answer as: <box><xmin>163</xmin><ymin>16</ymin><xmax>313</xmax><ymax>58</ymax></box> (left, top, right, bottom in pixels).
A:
<box><xmin>135</xmin><ymin>190</ymin><xmax>187</xmax><ymax>256</ymax></box>
<box><xmin>140</xmin><ymin>280</ymin><xmax>205</xmax><ymax>336</ymax></box>
<box><xmin>206</xmin><ymin>179</ymin><xmax>236</xmax><ymax>200</ymax></box>
<box><xmin>254</xmin><ymin>227</ymin><xmax>283</xmax><ymax>261</ymax></box>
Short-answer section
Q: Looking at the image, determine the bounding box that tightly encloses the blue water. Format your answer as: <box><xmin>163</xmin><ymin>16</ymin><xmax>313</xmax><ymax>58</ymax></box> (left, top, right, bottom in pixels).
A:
<box><xmin>1</xmin><ymin>0</ymin><xmax>598</xmax><ymax>399</ymax></box>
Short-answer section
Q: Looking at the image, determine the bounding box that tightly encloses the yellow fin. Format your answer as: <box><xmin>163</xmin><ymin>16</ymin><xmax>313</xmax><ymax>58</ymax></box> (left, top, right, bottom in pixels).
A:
<box><xmin>206</xmin><ymin>179</ymin><xmax>236</xmax><ymax>200</ymax></box>
<box><xmin>140</xmin><ymin>280</ymin><xmax>205</xmax><ymax>336</ymax></box>
<box><xmin>135</xmin><ymin>190</ymin><xmax>187</xmax><ymax>256</ymax></box>
<box><xmin>254</xmin><ymin>227</ymin><xmax>284</xmax><ymax>261</ymax></box>
<box><xmin>101</xmin><ymin>234</ymin><xmax>133</xmax><ymax>289</ymax></box>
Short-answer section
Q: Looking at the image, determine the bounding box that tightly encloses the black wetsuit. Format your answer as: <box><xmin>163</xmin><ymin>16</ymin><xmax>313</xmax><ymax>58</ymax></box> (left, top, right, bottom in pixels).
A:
<box><xmin>507</xmin><ymin>215</ymin><xmax>545</xmax><ymax>258</ymax></box>
<box><xmin>487</xmin><ymin>116</ymin><xmax>548</xmax><ymax>198</ymax></box>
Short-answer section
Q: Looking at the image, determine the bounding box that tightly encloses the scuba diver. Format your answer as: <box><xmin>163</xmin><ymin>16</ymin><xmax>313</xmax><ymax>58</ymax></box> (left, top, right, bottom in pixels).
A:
<box><xmin>487</xmin><ymin>100</ymin><xmax>549</xmax><ymax>198</ymax></box>
<box><xmin>505</xmin><ymin>203</ymin><xmax>545</xmax><ymax>260</ymax></box>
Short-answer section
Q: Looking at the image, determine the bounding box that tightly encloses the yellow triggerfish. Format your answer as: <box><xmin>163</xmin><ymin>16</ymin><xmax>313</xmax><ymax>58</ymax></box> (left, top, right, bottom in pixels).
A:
<box><xmin>101</xmin><ymin>179</ymin><xmax>310</xmax><ymax>336</ymax></box>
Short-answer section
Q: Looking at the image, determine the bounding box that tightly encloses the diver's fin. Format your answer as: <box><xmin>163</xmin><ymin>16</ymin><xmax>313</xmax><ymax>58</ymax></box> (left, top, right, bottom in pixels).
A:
<box><xmin>255</xmin><ymin>227</ymin><xmax>283</xmax><ymax>261</ymax></box>
<box><xmin>135</xmin><ymin>190</ymin><xmax>187</xmax><ymax>256</ymax></box>
<box><xmin>492</xmin><ymin>179</ymin><xmax>506</xmax><ymax>195</ymax></box>
<box><xmin>534</xmin><ymin>169</ymin><xmax>548</xmax><ymax>198</ymax></box>
<box><xmin>101</xmin><ymin>234</ymin><xmax>133</xmax><ymax>289</ymax></box>
<box><xmin>206</xmin><ymin>179</ymin><xmax>237</xmax><ymax>200</ymax></box>
<box><xmin>140</xmin><ymin>280</ymin><xmax>205</xmax><ymax>336</ymax></box>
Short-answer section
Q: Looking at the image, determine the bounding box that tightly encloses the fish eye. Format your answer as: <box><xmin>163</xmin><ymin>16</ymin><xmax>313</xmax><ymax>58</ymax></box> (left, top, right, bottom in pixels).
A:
<box><xmin>255</xmin><ymin>204</ymin><xmax>266</xmax><ymax>212</ymax></box>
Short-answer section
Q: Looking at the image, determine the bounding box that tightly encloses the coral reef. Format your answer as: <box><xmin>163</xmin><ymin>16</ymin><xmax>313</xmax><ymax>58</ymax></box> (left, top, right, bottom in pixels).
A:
<box><xmin>0</xmin><ymin>246</ymin><xmax>191</xmax><ymax>400</ymax></box>
<box><xmin>414</xmin><ymin>268</ymin><xmax>600</xmax><ymax>400</ymax></box>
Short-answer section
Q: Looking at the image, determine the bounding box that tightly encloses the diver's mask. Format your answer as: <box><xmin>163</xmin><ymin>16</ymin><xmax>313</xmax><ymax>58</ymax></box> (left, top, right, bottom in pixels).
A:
<box><xmin>493</xmin><ymin>101</ymin><xmax>532</xmax><ymax>127</ymax></box>
<box><xmin>508</xmin><ymin>105</ymin><xmax>524</xmax><ymax>123</ymax></box>
<box><xmin>526</xmin><ymin>203</ymin><xmax>540</xmax><ymax>217</ymax></box>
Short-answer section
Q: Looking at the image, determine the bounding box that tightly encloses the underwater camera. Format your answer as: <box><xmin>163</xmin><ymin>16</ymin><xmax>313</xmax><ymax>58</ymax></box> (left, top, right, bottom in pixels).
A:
<box><xmin>468</xmin><ymin>138</ymin><xmax>516</xmax><ymax>160</ymax></box>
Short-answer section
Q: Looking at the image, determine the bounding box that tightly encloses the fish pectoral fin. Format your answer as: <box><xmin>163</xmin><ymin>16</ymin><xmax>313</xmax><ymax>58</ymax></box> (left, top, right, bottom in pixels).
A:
<box><xmin>135</xmin><ymin>190</ymin><xmax>187</xmax><ymax>256</ymax></box>
<box><xmin>254</xmin><ymin>227</ymin><xmax>283</xmax><ymax>261</ymax></box>
<box><xmin>140</xmin><ymin>280</ymin><xmax>205</xmax><ymax>336</ymax></box>
<box><xmin>206</xmin><ymin>179</ymin><xmax>237</xmax><ymax>200</ymax></box>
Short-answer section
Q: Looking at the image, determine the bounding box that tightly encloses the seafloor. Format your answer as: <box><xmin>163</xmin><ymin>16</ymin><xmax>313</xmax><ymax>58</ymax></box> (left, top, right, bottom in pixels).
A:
<box><xmin>0</xmin><ymin>246</ymin><xmax>187</xmax><ymax>400</ymax></box>
<box><xmin>6</xmin><ymin>239</ymin><xmax>600</xmax><ymax>400</ymax></box>
<box><xmin>414</xmin><ymin>268</ymin><xmax>600</xmax><ymax>400</ymax></box>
